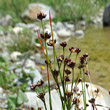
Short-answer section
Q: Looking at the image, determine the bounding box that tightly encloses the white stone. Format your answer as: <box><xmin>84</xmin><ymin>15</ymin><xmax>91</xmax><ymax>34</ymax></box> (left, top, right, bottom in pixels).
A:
<box><xmin>64</xmin><ymin>22</ymin><xmax>75</xmax><ymax>31</ymax></box>
<box><xmin>10</xmin><ymin>51</ymin><xmax>22</xmax><ymax>61</ymax></box>
<box><xmin>80</xmin><ymin>20</ymin><xmax>86</xmax><ymax>26</ymax></box>
<box><xmin>0</xmin><ymin>87</ymin><xmax>3</xmax><ymax>93</ymax></box>
<box><xmin>12</xmin><ymin>27</ymin><xmax>23</xmax><ymax>34</ymax></box>
<box><xmin>75</xmin><ymin>30</ymin><xmax>84</xmax><ymax>37</ymax></box>
<box><xmin>21</xmin><ymin>3</ymin><xmax>56</xmax><ymax>20</ymax></box>
<box><xmin>24</xmin><ymin>82</ymin><xmax>110</xmax><ymax>110</ymax></box>
<box><xmin>57</xmin><ymin>29</ymin><xmax>72</xmax><ymax>38</ymax></box>
<box><xmin>55</xmin><ymin>22</ymin><xmax>64</xmax><ymax>31</ymax></box>
<box><xmin>25</xmin><ymin>59</ymin><xmax>36</xmax><ymax>69</ymax></box>
<box><xmin>24</xmin><ymin>68</ymin><xmax>42</xmax><ymax>85</ymax></box>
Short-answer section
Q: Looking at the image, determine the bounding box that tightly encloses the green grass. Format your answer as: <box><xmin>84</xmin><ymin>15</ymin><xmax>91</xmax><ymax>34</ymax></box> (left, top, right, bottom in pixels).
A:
<box><xmin>0</xmin><ymin>0</ymin><xmax>109</xmax><ymax>24</ymax></box>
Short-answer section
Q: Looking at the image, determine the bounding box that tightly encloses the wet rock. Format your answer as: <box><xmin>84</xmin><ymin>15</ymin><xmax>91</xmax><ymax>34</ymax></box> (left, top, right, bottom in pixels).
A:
<box><xmin>57</xmin><ymin>29</ymin><xmax>72</xmax><ymax>38</ymax></box>
<box><xmin>103</xmin><ymin>4</ymin><xmax>110</xmax><ymax>26</ymax></box>
<box><xmin>21</xmin><ymin>3</ymin><xmax>56</xmax><ymax>20</ymax></box>
<box><xmin>74</xmin><ymin>30</ymin><xmax>84</xmax><ymax>37</ymax></box>
<box><xmin>24</xmin><ymin>82</ymin><xmax>110</xmax><ymax>110</ymax></box>
<box><xmin>0</xmin><ymin>14</ymin><xmax>12</xmax><ymax>27</ymax></box>
<box><xmin>0</xmin><ymin>87</ymin><xmax>3</xmax><ymax>93</ymax></box>
<box><xmin>10</xmin><ymin>51</ymin><xmax>22</xmax><ymax>61</ymax></box>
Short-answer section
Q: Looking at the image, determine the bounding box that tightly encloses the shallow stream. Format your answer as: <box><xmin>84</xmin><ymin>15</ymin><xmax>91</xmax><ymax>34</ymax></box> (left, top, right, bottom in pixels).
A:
<box><xmin>66</xmin><ymin>25</ymin><xmax>110</xmax><ymax>90</ymax></box>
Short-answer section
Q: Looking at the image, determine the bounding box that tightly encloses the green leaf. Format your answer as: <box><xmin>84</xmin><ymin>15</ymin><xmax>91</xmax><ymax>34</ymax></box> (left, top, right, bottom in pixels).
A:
<box><xmin>17</xmin><ymin>90</ymin><xmax>28</xmax><ymax>105</ymax></box>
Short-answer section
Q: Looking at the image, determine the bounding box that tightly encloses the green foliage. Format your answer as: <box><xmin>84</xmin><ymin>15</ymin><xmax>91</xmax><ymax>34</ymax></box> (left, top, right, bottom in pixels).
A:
<box><xmin>6</xmin><ymin>29</ymin><xmax>35</xmax><ymax>53</ymax></box>
<box><xmin>7</xmin><ymin>90</ymin><xmax>28</xmax><ymax>110</ymax></box>
<box><xmin>0</xmin><ymin>0</ymin><xmax>109</xmax><ymax>23</ymax></box>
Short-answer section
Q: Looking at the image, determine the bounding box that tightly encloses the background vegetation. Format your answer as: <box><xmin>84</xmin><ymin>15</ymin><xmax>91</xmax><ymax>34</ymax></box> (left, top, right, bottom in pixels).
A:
<box><xmin>0</xmin><ymin>0</ymin><xmax>109</xmax><ymax>24</ymax></box>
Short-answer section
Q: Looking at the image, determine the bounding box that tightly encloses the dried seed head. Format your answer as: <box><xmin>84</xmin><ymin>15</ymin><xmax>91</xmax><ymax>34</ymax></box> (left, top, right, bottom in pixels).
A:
<box><xmin>53</xmin><ymin>69</ymin><xmax>59</xmax><ymax>78</ymax></box>
<box><xmin>77</xmin><ymin>78</ymin><xmax>83</xmax><ymax>83</ymax></box>
<box><xmin>30</xmin><ymin>84</ymin><xmax>37</xmax><ymax>91</ymax></box>
<box><xmin>60</xmin><ymin>41</ymin><xmax>67</xmax><ymax>48</ymax></box>
<box><xmin>109</xmin><ymin>91</ymin><xmax>110</xmax><ymax>95</ymax></box>
<box><xmin>47</xmin><ymin>39</ymin><xmax>56</xmax><ymax>46</ymax></box>
<box><xmin>68</xmin><ymin>61</ymin><xmax>76</xmax><ymax>69</ymax></box>
<box><xmin>75</xmin><ymin>48</ymin><xmax>81</xmax><ymax>54</ymax></box>
<box><xmin>57</xmin><ymin>55</ymin><xmax>64</xmax><ymax>62</ymax></box>
<box><xmin>73</xmin><ymin>86</ymin><xmax>79</xmax><ymax>93</ymax></box>
<box><xmin>84</xmin><ymin>70</ymin><xmax>90</xmax><ymax>76</ymax></box>
<box><xmin>69</xmin><ymin>47</ymin><xmax>75</xmax><ymax>53</ymax></box>
<box><xmin>65</xmin><ymin>76</ymin><xmax>70</xmax><ymax>82</ymax></box>
<box><xmin>38</xmin><ymin>107</ymin><xmax>42</xmax><ymax>110</ymax></box>
<box><xmin>37</xmin><ymin>12</ymin><xmax>46</xmax><ymax>21</ymax></box>
<box><xmin>65</xmin><ymin>69</ymin><xmax>71</xmax><ymax>75</ymax></box>
<box><xmin>83</xmin><ymin>53</ymin><xmax>89</xmax><ymax>58</ymax></box>
<box><xmin>38</xmin><ymin>93</ymin><xmax>45</xmax><ymax>102</ymax></box>
<box><xmin>73</xmin><ymin>97</ymin><xmax>79</xmax><ymax>104</ymax></box>
<box><xmin>64</xmin><ymin>57</ymin><xmax>71</xmax><ymax>65</ymax></box>
<box><xmin>37</xmin><ymin>80</ymin><xmax>44</xmax><ymax>87</ymax></box>
<box><xmin>89</xmin><ymin>98</ymin><xmax>95</xmax><ymax>104</ymax></box>
<box><xmin>94</xmin><ymin>88</ymin><xmax>99</xmax><ymax>94</ymax></box>
<box><xmin>86</xmin><ymin>84</ymin><xmax>89</xmax><ymax>89</ymax></box>
<box><xmin>40</xmin><ymin>32</ymin><xmax>51</xmax><ymax>40</ymax></box>
<box><xmin>65</xmin><ymin>91</ymin><xmax>73</xmax><ymax>98</ymax></box>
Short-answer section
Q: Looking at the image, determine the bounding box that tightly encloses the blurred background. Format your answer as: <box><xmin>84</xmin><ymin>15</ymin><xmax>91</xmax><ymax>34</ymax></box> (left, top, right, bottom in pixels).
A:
<box><xmin>0</xmin><ymin>0</ymin><xmax>110</xmax><ymax>109</ymax></box>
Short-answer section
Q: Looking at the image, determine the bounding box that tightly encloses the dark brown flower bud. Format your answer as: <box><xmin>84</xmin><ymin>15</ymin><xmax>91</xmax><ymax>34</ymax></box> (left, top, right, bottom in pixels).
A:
<box><xmin>64</xmin><ymin>58</ymin><xmax>71</xmax><ymax>65</ymax></box>
<box><xmin>73</xmin><ymin>97</ymin><xmax>79</xmax><ymax>104</ymax></box>
<box><xmin>37</xmin><ymin>12</ymin><xmax>46</xmax><ymax>21</ymax></box>
<box><xmin>65</xmin><ymin>76</ymin><xmax>70</xmax><ymax>82</ymax></box>
<box><xmin>45</xmin><ymin>59</ymin><xmax>51</xmax><ymax>65</ymax></box>
<box><xmin>86</xmin><ymin>84</ymin><xmax>89</xmax><ymax>89</ymax></box>
<box><xmin>30</xmin><ymin>84</ymin><xmax>37</xmax><ymax>91</ymax></box>
<box><xmin>65</xmin><ymin>91</ymin><xmax>73</xmax><ymax>98</ymax></box>
<box><xmin>75</xmin><ymin>48</ymin><xmax>81</xmax><ymax>54</ymax></box>
<box><xmin>78</xmin><ymin>64</ymin><xmax>85</xmax><ymax>69</ymax></box>
<box><xmin>37</xmin><ymin>80</ymin><xmax>44</xmax><ymax>87</ymax></box>
<box><xmin>69</xmin><ymin>47</ymin><xmax>75</xmax><ymax>53</ymax></box>
<box><xmin>86</xmin><ymin>104</ymin><xmax>89</xmax><ymax>107</ymax></box>
<box><xmin>83</xmin><ymin>53</ymin><xmax>88</xmax><ymax>58</ymax></box>
<box><xmin>38</xmin><ymin>93</ymin><xmax>45</xmax><ymax>102</ymax></box>
<box><xmin>57</xmin><ymin>55</ymin><xmax>64</xmax><ymax>62</ymax></box>
<box><xmin>89</xmin><ymin>98</ymin><xmax>95</xmax><ymax>104</ymax></box>
<box><xmin>77</xmin><ymin>78</ymin><xmax>83</xmax><ymax>83</ymax></box>
<box><xmin>109</xmin><ymin>91</ymin><xmax>110</xmax><ymax>95</ymax></box>
<box><xmin>45</xmin><ymin>32</ymin><xmax>51</xmax><ymax>39</ymax></box>
<box><xmin>65</xmin><ymin>69</ymin><xmax>71</xmax><ymax>75</ymax></box>
<box><xmin>68</xmin><ymin>61</ymin><xmax>76</xmax><ymax>69</ymax></box>
<box><xmin>53</xmin><ymin>69</ymin><xmax>59</xmax><ymax>78</ymax></box>
<box><xmin>94</xmin><ymin>88</ymin><xmax>99</xmax><ymax>94</ymax></box>
<box><xmin>60</xmin><ymin>41</ymin><xmax>67</xmax><ymax>48</ymax></box>
<box><xmin>80</xmin><ymin>56</ymin><xmax>85</xmax><ymax>64</ymax></box>
<box><xmin>38</xmin><ymin>107</ymin><xmax>42</xmax><ymax>110</ymax></box>
<box><xmin>47</xmin><ymin>39</ymin><xmax>56</xmax><ymax>46</ymax></box>
<box><xmin>73</xmin><ymin>87</ymin><xmax>79</xmax><ymax>93</ymax></box>
<box><xmin>84</xmin><ymin>71</ymin><xmax>90</xmax><ymax>76</ymax></box>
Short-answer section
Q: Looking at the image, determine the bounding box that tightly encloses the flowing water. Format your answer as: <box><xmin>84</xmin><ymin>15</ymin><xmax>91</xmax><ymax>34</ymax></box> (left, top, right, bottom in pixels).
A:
<box><xmin>58</xmin><ymin>25</ymin><xmax>110</xmax><ymax>90</ymax></box>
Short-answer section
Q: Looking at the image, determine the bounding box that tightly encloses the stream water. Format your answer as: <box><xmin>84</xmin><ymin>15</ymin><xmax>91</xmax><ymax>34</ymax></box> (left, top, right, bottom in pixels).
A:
<box><xmin>58</xmin><ymin>25</ymin><xmax>110</xmax><ymax>90</ymax></box>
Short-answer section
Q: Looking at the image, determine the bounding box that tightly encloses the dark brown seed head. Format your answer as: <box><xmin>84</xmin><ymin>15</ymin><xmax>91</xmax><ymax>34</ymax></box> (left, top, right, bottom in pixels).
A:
<box><xmin>73</xmin><ymin>97</ymin><xmax>79</xmax><ymax>104</ymax></box>
<box><xmin>83</xmin><ymin>53</ymin><xmax>89</xmax><ymax>58</ymax></box>
<box><xmin>65</xmin><ymin>91</ymin><xmax>73</xmax><ymax>98</ymax></box>
<box><xmin>47</xmin><ymin>39</ymin><xmax>56</xmax><ymax>46</ymax></box>
<box><xmin>73</xmin><ymin>86</ymin><xmax>79</xmax><ymax>93</ymax></box>
<box><xmin>57</xmin><ymin>55</ymin><xmax>64</xmax><ymax>62</ymax></box>
<box><xmin>94</xmin><ymin>88</ymin><xmax>99</xmax><ymax>94</ymax></box>
<box><xmin>64</xmin><ymin>57</ymin><xmax>71</xmax><ymax>65</ymax></box>
<box><xmin>60</xmin><ymin>41</ymin><xmax>67</xmax><ymax>48</ymax></box>
<box><xmin>45</xmin><ymin>32</ymin><xmax>51</xmax><ymax>39</ymax></box>
<box><xmin>65</xmin><ymin>76</ymin><xmax>70</xmax><ymax>82</ymax></box>
<box><xmin>75</xmin><ymin>48</ymin><xmax>81</xmax><ymax>54</ymax></box>
<box><xmin>65</xmin><ymin>69</ymin><xmax>71</xmax><ymax>75</ymax></box>
<box><xmin>89</xmin><ymin>98</ymin><xmax>95</xmax><ymax>104</ymax></box>
<box><xmin>37</xmin><ymin>80</ymin><xmax>44</xmax><ymax>87</ymax></box>
<box><xmin>38</xmin><ymin>93</ymin><xmax>45</xmax><ymax>101</ymax></box>
<box><xmin>69</xmin><ymin>47</ymin><xmax>75</xmax><ymax>53</ymax></box>
<box><xmin>30</xmin><ymin>84</ymin><xmax>37</xmax><ymax>91</ymax></box>
<box><xmin>77</xmin><ymin>78</ymin><xmax>83</xmax><ymax>83</ymax></box>
<box><xmin>38</xmin><ymin>107</ymin><xmax>42</xmax><ymax>110</ymax></box>
<box><xmin>68</xmin><ymin>61</ymin><xmax>76</xmax><ymax>69</ymax></box>
<box><xmin>86</xmin><ymin>84</ymin><xmax>89</xmax><ymax>89</ymax></box>
<box><xmin>37</xmin><ymin>12</ymin><xmax>46</xmax><ymax>21</ymax></box>
<box><xmin>109</xmin><ymin>91</ymin><xmax>110</xmax><ymax>95</ymax></box>
<box><xmin>84</xmin><ymin>71</ymin><xmax>90</xmax><ymax>76</ymax></box>
<box><xmin>53</xmin><ymin>69</ymin><xmax>59</xmax><ymax>78</ymax></box>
